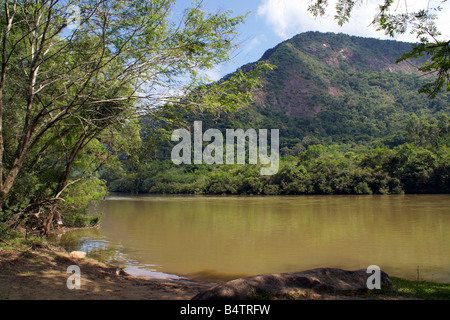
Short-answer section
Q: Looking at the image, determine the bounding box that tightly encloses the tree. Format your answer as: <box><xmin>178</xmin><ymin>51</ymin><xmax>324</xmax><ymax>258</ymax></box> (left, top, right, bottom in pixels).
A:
<box><xmin>0</xmin><ymin>0</ymin><xmax>269</xmax><ymax>234</ymax></box>
<box><xmin>308</xmin><ymin>0</ymin><xmax>450</xmax><ymax>97</ymax></box>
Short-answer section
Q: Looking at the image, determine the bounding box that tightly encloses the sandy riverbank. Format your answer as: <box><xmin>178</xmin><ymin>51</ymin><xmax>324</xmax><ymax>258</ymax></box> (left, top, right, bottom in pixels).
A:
<box><xmin>0</xmin><ymin>242</ymin><xmax>214</xmax><ymax>300</ymax></box>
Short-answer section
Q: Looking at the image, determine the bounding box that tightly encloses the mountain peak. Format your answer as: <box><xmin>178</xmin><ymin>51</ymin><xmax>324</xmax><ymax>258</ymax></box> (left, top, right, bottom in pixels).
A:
<box><xmin>257</xmin><ymin>31</ymin><xmax>417</xmax><ymax>72</ymax></box>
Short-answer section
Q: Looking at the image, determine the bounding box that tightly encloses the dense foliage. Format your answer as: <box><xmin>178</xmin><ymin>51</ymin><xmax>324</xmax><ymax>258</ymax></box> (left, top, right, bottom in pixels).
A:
<box><xmin>0</xmin><ymin>0</ymin><xmax>265</xmax><ymax>234</ymax></box>
<box><xmin>104</xmin><ymin>142</ymin><xmax>450</xmax><ymax>196</ymax></box>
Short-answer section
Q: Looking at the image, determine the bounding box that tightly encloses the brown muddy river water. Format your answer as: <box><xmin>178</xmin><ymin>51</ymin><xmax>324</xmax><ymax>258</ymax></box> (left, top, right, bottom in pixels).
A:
<box><xmin>52</xmin><ymin>194</ymin><xmax>450</xmax><ymax>283</ymax></box>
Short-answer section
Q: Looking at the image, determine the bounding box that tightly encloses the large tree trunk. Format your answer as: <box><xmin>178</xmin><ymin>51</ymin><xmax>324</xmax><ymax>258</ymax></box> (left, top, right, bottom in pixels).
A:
<box><xmin>0</xmin><ymin>153</ymin><xmax>27</xmax><ymax>205</ymax></box>
<box><xmin>0</xmin><ymin>114</ymin><xmax>34</xmax><ymax>207</ymax></box>
<box><xmin>0</xmin><ymin>0</ymin><xmax>17</xmax><ymax>205</ymax></box>
<box><xmin>0</xmin><ymin>91</ymin><xmax>3</xmax><ymax>193</ymax></box>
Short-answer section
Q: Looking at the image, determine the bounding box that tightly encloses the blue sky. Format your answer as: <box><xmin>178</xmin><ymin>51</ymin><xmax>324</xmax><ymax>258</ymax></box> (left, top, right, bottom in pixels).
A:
<box><xmin>190</xmin><ymin>0</ymin><xmax>450</xmax><ymax>80</ymax></box>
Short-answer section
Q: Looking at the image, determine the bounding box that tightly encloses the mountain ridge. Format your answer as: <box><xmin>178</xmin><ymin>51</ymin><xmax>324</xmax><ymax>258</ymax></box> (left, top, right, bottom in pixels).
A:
<box><xmin>207</xmin><ymin>31</ymin><xmax>449</xmax><ymax>147</ymax></box>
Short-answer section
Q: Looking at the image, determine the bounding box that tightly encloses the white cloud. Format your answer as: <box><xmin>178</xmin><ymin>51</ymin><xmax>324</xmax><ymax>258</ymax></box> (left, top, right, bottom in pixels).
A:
<box><xmin>257</xmin><ymin>0</ymin><xmax>450</xmax><ymax>42</ymax></box>
<box><xmin>243</xmin><ymin>35</ymin><xmax>265</xmax><ymax>54</ymax></box>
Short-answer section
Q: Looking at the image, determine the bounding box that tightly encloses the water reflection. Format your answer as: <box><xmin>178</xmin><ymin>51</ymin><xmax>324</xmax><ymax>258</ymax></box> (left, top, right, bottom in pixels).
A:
<box><xmin>52</xmin><ymin>194</ymin><xmax>450</xmax><ymax>283</ymax></box>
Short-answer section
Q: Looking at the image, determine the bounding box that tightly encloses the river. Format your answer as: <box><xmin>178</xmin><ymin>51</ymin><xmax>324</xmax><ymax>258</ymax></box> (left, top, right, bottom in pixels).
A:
<box><xmin>51</xmin><ymin>194</ymin><xmax>450</xmax><ymax>283</ymax></box>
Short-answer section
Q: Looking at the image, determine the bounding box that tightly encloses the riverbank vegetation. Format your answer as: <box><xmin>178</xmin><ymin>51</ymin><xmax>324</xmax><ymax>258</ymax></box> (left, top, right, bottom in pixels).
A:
<box><xmin>104</xmin><ymin>142</ymin><xmax>450</xmax><ymax>196</ymax></box>
<box><xmin>103</xmin><ymin>113</ymin><xmax>450</xmax><ymax>196</ymax></box>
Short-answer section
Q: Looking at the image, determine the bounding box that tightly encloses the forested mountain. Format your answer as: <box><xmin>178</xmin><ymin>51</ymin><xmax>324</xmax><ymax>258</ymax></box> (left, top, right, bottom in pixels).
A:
<box><xmin>202</xmin><ymin>31</ymin><xmax>448</xmax><ymax>147</ymax></box>
<box><xmin>104</xmin><ymin>32</ymin><xmax>450</xmax><ymax>195</ymax></box>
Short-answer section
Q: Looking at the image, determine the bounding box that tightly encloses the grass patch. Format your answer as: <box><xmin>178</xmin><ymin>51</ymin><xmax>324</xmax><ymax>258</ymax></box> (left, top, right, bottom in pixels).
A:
<box><xmin>247</xmin><ymin>277</ymin><xmax>450</xmax><ymax>300</ymax></box>
<box><xmin>386</xmin><ymin>277</ymin><xmax>450</xmax><ymax>300</ymax></box>
<box><xmin>0</xmin><ymin>228</ymin><xmax>48</xmax><ymax>252</ymax></box>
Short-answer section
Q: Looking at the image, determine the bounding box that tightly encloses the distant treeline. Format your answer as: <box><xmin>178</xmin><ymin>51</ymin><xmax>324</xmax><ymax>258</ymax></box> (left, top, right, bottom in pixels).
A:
<box><xmin>103</xmin><ymin>142</ymin><xmax>450</xmax><ymax>196</ymax></box>
<box><xmin>102</xmin><ymin>108</ymin><xmax>450</xmax><ymax>196</ymax></box>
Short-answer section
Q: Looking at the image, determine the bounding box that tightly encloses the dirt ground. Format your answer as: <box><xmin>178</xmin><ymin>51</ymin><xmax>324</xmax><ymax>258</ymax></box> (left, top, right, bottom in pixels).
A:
<box><xmin>0</xmin><ymin>243</ymin><xmax>214</xmax><ymax>300</ymax></box>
